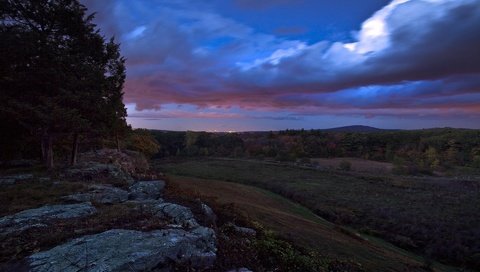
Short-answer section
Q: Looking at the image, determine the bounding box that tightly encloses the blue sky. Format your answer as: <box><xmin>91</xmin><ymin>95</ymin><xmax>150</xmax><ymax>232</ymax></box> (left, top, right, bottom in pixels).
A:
<box><xmin>81</xmin><ymin>0</ymin><xmax>480</xmax><ymax>131</ymax></box>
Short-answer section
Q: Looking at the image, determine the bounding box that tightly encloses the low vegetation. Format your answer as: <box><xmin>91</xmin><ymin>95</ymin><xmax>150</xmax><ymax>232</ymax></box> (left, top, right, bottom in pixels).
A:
<box><xmin>157</xmin><ymin>158</ymin><xmax>480</xmax><ymax>270</ymax></box>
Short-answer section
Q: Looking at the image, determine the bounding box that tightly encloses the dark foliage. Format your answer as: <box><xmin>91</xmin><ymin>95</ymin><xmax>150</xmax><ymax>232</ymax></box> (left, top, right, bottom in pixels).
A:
<box><xmin>151</xmin><ymin>128</ymin><xmax>480</xmax><ymax>173</ymax></box>
<box><xmin>0</xmin><ymin>0</ymin><xmax>128</xmax><ymax>167</ymax></box>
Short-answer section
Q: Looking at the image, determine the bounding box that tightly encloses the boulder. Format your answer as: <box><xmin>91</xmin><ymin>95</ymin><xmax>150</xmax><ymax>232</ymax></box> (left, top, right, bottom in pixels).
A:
<box><xmin>0</xmin><ymin>203</ymin><xmax>96</xmax><ymax>236</ymax></box>
<box><xmin>227</xmin><ymin>224</ymin><xmax>256</xmax><ymax>237</ymax></box>
<box><xmin>128</xmin><ymin>180</ymin><xmax>165</xmax><ymax>200</ymax></box>
<box><xmin>64</xmin><ymin>162</ymin><xmax>134</xmax><ymax>184</ymax></box>
<box><xmin>27</xmin><ymin>228</ymin><xmax>216</xmax><ymax>272</ymax></box>
<box><xmin>63</xmin><ymin>184</ymin><xmax>129</xmax><ymax>204</ymax></box>
<box><xmin>152</xmin><ymin>202</ymin><xmax>199</xmax><ymax>229</ymax></box>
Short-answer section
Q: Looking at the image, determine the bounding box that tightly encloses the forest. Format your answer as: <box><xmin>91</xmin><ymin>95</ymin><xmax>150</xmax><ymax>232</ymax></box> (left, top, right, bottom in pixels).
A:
<box><xmin>151</xmin><ymin>128</ymin><xmax>480</xmax><ymax>174</ymax></box>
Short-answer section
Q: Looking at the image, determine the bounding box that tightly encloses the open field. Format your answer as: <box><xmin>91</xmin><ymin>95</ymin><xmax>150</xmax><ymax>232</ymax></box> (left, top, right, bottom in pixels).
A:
<box><xmin>156</xmin><ymin>158</ymin><xmax>480</xmax><ymax>270</ymax></box>
<box><xmin>168</xmin><ymin>175</ymin><xmax>455</xmax><ymax>272</ymax></box>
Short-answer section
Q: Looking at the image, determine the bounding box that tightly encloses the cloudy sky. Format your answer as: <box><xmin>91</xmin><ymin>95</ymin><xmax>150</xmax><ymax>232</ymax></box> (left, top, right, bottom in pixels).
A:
<box><xmin>81</xmin><ymin>0</ymin><xmax>480</xmax><ymax>131</ymax></box>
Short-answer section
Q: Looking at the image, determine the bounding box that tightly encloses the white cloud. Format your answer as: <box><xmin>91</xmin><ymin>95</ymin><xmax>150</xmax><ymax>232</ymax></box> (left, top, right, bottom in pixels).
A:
<box><xmin>345</xmin><ymin>0</ymin><xmax>410</xmax><ymax>54</ymax></box>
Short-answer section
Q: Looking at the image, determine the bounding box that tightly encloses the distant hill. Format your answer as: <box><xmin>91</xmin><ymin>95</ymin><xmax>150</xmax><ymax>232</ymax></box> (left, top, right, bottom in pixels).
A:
<box><xmin>322</xmin><ymin>125</ymin><xmax>389</xmax><ymax>133</ymax></box>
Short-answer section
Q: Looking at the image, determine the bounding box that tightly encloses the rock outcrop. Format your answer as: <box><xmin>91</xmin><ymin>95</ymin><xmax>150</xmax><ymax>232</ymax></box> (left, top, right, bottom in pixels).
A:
<box><xmin>128</xmin><ymin>180</ymin><xmax>165</xmax><ymax>200</ymax></box>
<box><xmin>1</xmin><ymin>150</ymin><xmax>222</xmax><ymax>271</ymax></box>
<box><xmin>63</xmin><ymin>184</ymin><xmax>129</xmax><ymax>204</ymax></box>
<box><xmin>27</xmin><ymin>228</ymin><xmax>216</xmax><ymax>272</ymax></box>
<box><xmin>0</xmin><ymin>173</ymin><xmax>34</xmax><ymax>185</ymax></box>
<box><xmin>152</xmin><ymin>202</ymin><xmax>199</xmax><ymax>229</ymax></box>
<box><xmin>64</xmin><ymin>163</ymin><xmax>134</xmax><ymax>184</ymax></box>
<box><xmin>0</xmin><ymin>203</ymin><xmax>96</xmax><ymax>236</ymax></box>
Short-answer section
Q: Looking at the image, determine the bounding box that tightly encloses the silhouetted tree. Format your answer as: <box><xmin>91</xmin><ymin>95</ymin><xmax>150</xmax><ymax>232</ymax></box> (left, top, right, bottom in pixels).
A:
<box><xmin>1</xmin><ymin>0</ymin><xmax>128</xmax><ymax>168</ymax></box>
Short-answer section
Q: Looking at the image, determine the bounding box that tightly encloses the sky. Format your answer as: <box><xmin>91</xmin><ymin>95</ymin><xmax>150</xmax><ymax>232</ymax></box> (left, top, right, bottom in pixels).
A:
<box><xmin>80</xmin><ymin>0</ymin><xmax>480</xmax><ymax>131</ymax></box>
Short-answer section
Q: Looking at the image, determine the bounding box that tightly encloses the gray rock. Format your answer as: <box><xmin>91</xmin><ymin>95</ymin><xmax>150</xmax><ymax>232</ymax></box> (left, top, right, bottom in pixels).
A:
<box><xmin>201</xmin><ymin>203</ymin><xmax>217</xmax><ymax>226</ymax></box>
<box><xmin>0</xmin><ymin>173</ymin><xmax>34</xmax><ymax>185</ymax></box>
<box><xmin>38</xmin><ymin>177</ymin><xmax>51</xmax><ymax>182</ymax></box>
<box><xmin>27</xmin><ymin>228</ymin><xmax>216</xmax><ymax>272</ymax></box>
<box><xmin>152</xmin><ymin>202</ymin><xmax>199</xmax><ymax>229</ymax></box>
<box><xmin>229</xmin><ymin>224</ymin><xmax>256</xmax><ymax>236</ymax></box>
<box><xmin>128</xmin><ymin>180</ymin><xmax>165</xmax><ymax>200</ymax></box>
<box><xmin>64</xmin><ymin>163</ymin><xmax>134</xmax><ymax>184</ymax></box>
<box><xmin>0</xmin><ymin>203</ymin><xmax>96</xmax><ymax>236</ymax></box>
<box><xmin>126</xmin><ymin>199</ymin><xmax>165</xmax><ymax>210</ymax></box>
<box><xmin>63</xmin><ymin>184</ymin><xmax>128</xmax><ymax>204</ymax></box>
<box><xmin>0</xmin><ymin>178</ymin><xmax>16</xmax><ymax>185</ymax></box>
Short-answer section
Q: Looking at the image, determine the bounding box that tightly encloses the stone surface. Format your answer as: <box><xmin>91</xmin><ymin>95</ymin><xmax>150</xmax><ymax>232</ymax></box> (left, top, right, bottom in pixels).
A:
<box><xmin>201</xmin><ymin>203</ymin><xmax>217</xmax><ymax>226</ymax></box>
<box><xmin>0</xmin><ymin>178</ymin><xmax>16</xmax><ymax>185</ymax></box>
<box><xmin>64</xmin><ymin>162</ymin><xmax>134</xmax><ymax>184</ymax></box>
<box><xmin>0</xmin><ymin>173</ymin><xmax>34</xmax><ymax>185</ymax></box>
<box><xmin>128</xmin><ymin>180</ymin><xmax>165</xmax><ymax>200</ymax></box>
<box><xmin>63</xmin><ymin>184</ymin><xmax>129</xmax><ymax>204</ymax></box>
<box><xmin>27</xmin><ymin>228</ymin><xmax>216</xmax><ymax>272</ymax></box>
<box><xmin>229</xmin><ymin>224</ymin><xmax>256</xmax><ymax>236</ymax></box>
<box><xmin>152</xmin><ymin>202</ymin><xmax>199</xmax><ymax>229</ymax></box>
<box><xmin>0</xmin><ymin>203</ymin><xmax>96</xmax><ymax>236</ymax></box>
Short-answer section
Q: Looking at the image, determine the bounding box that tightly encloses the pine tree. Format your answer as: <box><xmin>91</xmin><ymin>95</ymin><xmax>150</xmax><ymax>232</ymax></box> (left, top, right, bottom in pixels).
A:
<box><xmin>1</xmin><ymin>0</ymin><xmax>129</xmax><ymax>168</ymax></box>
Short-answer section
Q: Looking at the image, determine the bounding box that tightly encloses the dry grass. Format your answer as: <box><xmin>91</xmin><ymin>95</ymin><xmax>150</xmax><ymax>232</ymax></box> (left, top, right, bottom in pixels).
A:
<box><xmin>0</xmin><ymin>181</ymin><xmax>87</xmax><ymax>217</ymax></box>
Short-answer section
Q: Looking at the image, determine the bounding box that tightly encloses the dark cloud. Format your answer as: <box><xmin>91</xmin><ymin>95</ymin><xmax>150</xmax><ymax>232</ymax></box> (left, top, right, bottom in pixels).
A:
<box><xmin>80</xmin><ymin>0</ymin><xmax>480</xmax><ymax>123</ymax></box>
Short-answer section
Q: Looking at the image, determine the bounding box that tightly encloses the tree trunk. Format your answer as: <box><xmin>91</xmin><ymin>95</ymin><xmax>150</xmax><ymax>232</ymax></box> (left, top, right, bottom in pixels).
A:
<box><xmin>70</xmin><ymin>133</ymin><xmax>79</xmax><ymax>166</ymax></box>
<box><xmin>115</xmin><ymin>133</ymin><xmax>120</xmax><ymax>152</ymax></box>
<box><xmin>45</xmin><ymin>134</ymin><xmax>54</xmax><ymax>169</ymax></box>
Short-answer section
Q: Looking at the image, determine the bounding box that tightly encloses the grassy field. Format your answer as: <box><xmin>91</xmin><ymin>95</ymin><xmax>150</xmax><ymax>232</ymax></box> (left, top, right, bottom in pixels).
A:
<box><xmin>310</xmin><ymin>157</ymin><xmax>393</xmax><ymax>174</ymax></box>
<box><xmin>156</xmin><ymin>158</ymin><xmax>480</xmax><ymax>270</ymax></box>
<box><xmin>168</xmin><ymin>175</ymin><xmax>444</xmax><ymax>271</ymax></box>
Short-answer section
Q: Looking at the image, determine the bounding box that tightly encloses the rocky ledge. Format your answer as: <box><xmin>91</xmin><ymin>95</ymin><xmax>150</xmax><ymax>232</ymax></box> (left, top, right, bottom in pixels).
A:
<box><xmin>0</xmin><ymin>203</ymin><xmax>96</xmax><ymax>236</ymax></box>
<box><xmin>27</xmin><ymin>227</ymin><xmax>216</xmax><ymax>272</ymax></box>
<box><xmin>0</xmin><ymin>150</ymin><xmax>221</xmax><ymax>271</ymax></box>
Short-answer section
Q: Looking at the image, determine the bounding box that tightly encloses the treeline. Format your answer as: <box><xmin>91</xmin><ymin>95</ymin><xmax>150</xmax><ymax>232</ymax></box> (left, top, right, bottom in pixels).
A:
<box><xmin>151</xmin><ymin>129</ymin><xmax>480</xmax><ymax>172</ymax></box>
<box><xmin>0</xmin><ymin>0</ymin><xmax>129</xmax><ymax>167</ymax></box>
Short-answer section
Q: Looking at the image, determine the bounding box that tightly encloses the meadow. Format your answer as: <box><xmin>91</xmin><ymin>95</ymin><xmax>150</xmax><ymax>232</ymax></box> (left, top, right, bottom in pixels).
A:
<box><xmin>156</xmin><ymin>158</ymin><xmax>480</xmax><ymax>270</ymax></box>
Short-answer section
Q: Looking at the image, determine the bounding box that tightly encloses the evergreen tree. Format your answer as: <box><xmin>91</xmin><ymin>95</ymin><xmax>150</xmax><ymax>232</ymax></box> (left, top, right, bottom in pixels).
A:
<box><xmin>0</xmin><ymin>0</ymin><xmax>128</xmax><ymax>168</ymax></box>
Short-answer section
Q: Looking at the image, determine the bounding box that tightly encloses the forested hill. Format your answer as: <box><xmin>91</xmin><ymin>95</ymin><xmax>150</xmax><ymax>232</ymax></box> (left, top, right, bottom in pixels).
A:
<box><xmin>322</xmin><ymin>125</ymin><xmax>389</xmax><ymax>132</ymax></box>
